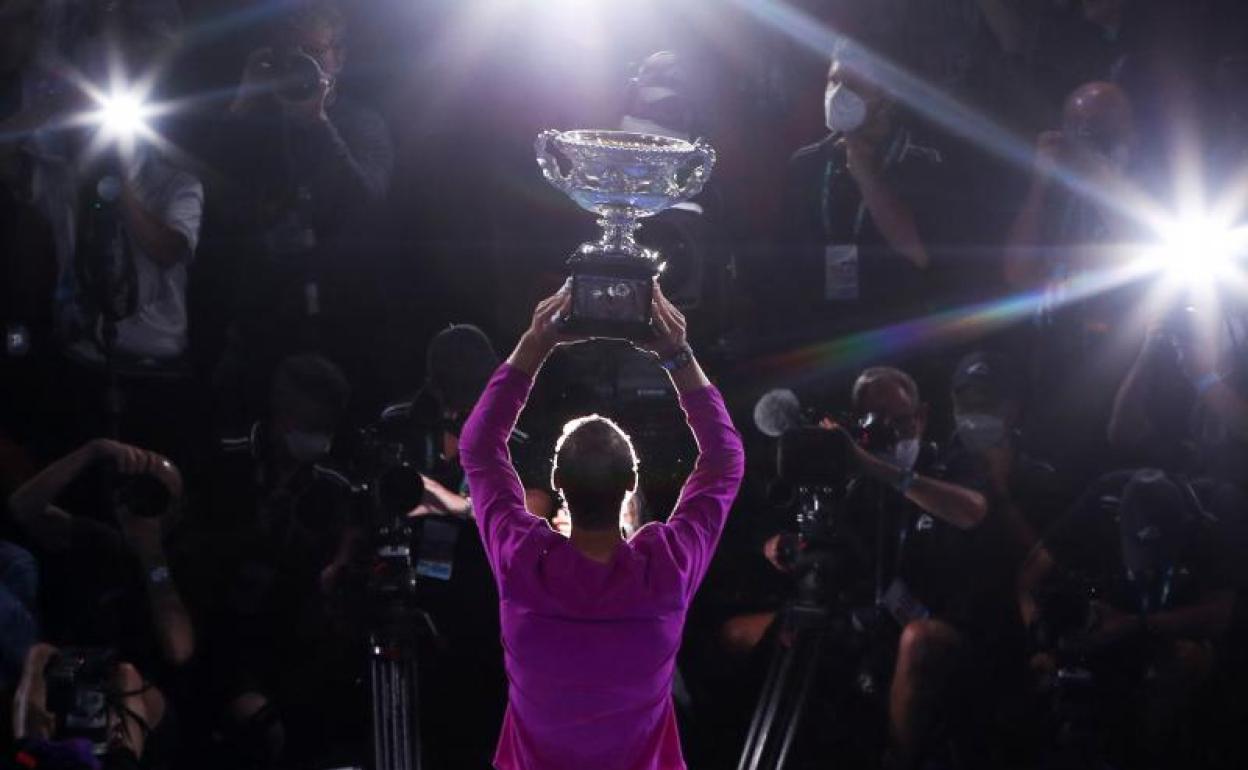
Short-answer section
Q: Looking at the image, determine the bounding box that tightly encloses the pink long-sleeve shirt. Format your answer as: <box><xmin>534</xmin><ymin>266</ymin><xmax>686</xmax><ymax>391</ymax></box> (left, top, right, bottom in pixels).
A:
<box><xmin>459</xmin><ymin>363</ymin><xmax>745</xmax><ymax>770</ymax></box>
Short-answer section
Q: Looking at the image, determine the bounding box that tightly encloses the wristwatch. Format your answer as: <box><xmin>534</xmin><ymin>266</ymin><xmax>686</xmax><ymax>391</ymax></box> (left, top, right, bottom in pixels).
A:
<box><xmin>660</xmin><ymin>345</ymin><xmax>695</xmax><ymax>373</ymax></box>
<box><xmin>147</xmin><ymin>564</ymin><xmax>171</xmax><ymax>585</ymax></box>
<box><xmin>894</xmin><ymin>469</ymin><xmax>917</xmax><ymax>495</ymax></box>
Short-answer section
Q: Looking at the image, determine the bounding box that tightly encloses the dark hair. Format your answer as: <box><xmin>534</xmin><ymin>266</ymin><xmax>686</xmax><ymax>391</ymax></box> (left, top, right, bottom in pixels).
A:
<box><xmin>425</xmin><ymin>324</ymin><xmax>499</xmax><ymax>414</ymax></box>
<box><xmin>276</xmin><ymin>0</ymin><xmax>346</xmax><ymax>42</ymax></box>
<box><xmin>271</xmin><ymin>353</ymin><xmax>351</xmax><ymax>419</ymax></box>
<box><xmin>551</xmin><ymin>415</ymin><xmax>638</xmax><ymax>531</ymax></box>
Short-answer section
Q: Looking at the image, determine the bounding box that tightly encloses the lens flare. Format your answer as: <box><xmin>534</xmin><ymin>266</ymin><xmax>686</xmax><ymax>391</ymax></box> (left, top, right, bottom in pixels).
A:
<box><xmin>93</xmin><ymin>90</ymin><xmax>152</xmax><ymax>143</ymax></box>
<box><xmin>1143</xmin><ymin>217</ymin><xmax>1247</xmax><ymax>286</ymax></box>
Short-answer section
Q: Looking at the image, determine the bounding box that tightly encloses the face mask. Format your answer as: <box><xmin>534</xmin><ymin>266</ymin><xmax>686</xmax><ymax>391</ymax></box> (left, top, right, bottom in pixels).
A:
<box><xmin>825</xmin><ymin>83</ymin><xmax>867</xmax><ymax>134</ymax></box>
<box><xmin>619</xmin><ymin>115</ymin><xmax>688</xmax><ymax>140</ymax></box>
<box><xmin>890</xmin><ymin>438</ymin><xmax>921</xmax><ymax>471</ymax></box>
<box><xmin>956</xmin><ymin>413</ymin><xmax>1007</xmax><ymax>453</ymax></box>
<box><xmin>284</xmin><ymin>430</ymin><xmax>332</xmax><ymax>463</ymax></box>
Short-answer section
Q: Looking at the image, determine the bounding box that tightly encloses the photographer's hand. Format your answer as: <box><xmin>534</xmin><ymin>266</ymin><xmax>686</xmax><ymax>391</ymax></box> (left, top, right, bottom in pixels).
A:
<box><xmin>411</xmin><ymin>474</ymin><xmax>471</xmax><ymax>518</ymax></box>
<box><xmin>229</xmin><ymin>47</ymin><xmax>275</xmax><ymax>116</ymax></box>
<box><xmin>7</xmin><ymin>441</ymin><xmax>107</xmax><ymax>552</ymax></box>
<box><xmin>1066</xmin><ymin>600</ymin><xmax>1142</xmax><ymax>654</ymax></box>
<box><xmin>12</xmin><ymin>643</ymin><xmax>59</xmax><ymax>741</ymax></box>
<box><xmin>282</xmin><ymin>73</ymin><xmax>331</xmax><ymax>124</ymax></box>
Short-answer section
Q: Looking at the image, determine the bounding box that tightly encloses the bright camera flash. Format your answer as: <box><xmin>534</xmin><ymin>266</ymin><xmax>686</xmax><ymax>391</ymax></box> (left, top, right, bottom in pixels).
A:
<box><xmin>94</xmin><ymin>90</ymin><xmax>151</xmax><ymax>143</ymax></box>
<box><xmin>1146</xmin><ymin>217</ymin><xmax>1244</xmax><ymax>286</ymax></box>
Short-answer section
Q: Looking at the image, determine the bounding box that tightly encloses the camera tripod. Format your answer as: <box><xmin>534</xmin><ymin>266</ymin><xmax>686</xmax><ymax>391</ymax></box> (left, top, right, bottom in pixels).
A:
<box><xmin>738</xmin><ymin>485</ymin><xmax>894</xmax><ymax>770</ymax></box>
<box><xmin>366</xmin><ymin>513</ymin><xmax>438</xmax><ymax>770</ymax></box>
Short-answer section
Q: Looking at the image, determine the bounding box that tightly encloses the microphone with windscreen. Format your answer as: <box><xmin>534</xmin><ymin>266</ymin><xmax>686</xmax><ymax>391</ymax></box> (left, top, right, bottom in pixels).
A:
<box><xmin>753</xmin><ymin>388</ymin><xmax>807</xmax><ymax>438</ymax></box>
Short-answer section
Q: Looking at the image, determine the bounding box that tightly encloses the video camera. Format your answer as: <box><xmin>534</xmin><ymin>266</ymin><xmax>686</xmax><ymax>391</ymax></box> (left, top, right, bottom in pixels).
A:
<box><xmin>44</xmin><ymin>648</ymin><xmax>118</xmax><ymax>754</ymax></box>
<box><xmin>776</xmin><ymin>413</ymin><xmax>897</xmax><ymax>488</ymax></box>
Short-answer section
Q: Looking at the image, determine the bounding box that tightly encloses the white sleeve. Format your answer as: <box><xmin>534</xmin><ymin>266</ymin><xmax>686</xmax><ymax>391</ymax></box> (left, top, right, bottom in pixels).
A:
<box><xmin>160</xmin><ymin>170</ymin><xmax>205</xmax><ymax>259</ymax></box>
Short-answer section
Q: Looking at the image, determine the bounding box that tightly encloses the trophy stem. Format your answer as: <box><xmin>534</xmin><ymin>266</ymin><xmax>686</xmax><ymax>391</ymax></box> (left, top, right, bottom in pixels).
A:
<box><xmin>594</xmin><ymin>216</ymin><xmax>647</xmax><ymax>259</ymax></box>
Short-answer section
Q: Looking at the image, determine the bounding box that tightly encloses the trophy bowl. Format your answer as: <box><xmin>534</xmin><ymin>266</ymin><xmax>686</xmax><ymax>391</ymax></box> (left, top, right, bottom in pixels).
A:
<box><xmin>535</xmin><ymin>129</ymin><xmax>716</xmax><ymax>339</ymax></box>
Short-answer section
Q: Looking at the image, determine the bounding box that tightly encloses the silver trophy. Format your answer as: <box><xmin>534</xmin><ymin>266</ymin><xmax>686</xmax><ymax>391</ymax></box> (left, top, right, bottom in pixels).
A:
<box><xmin>535</xmin><ymin>129</ymin><xmax>716</xmax><ymax>339</ymax></box>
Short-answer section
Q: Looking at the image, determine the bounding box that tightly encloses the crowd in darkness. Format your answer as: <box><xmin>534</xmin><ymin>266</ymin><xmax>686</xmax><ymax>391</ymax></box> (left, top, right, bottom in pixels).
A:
<box><xmin>1</xmin><ymin>0</ymin><xmax>1248</xmax><ymax>768</ymax></box>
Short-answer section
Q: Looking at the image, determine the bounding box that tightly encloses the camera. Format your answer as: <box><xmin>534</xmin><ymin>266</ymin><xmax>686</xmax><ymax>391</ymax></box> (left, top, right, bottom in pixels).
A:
<box><xmin>114</xmin><ymin>473</ymin><xmax>172</xmax><ymax>519</ymax></box>
<box><xmin>44</xmin><ymin>648</ymin><xmax>118</xmax><ymax>752</ymax></box>
<box><xmin>263</xmin><ymin>49</ymin><xmax>325</xmax><ymax>103</ymax></box>
<box><xmin>776</xmin><ymin>413</ymin><xmax>898</xmax><ymax>487</ymax></box>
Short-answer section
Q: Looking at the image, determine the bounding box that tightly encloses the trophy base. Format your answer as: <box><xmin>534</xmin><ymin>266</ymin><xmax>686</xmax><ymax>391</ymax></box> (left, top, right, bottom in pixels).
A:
<box><xmin>560</xmin><ymin>253</ymin><xmax>657</xmax><ymax>341</ymax></box>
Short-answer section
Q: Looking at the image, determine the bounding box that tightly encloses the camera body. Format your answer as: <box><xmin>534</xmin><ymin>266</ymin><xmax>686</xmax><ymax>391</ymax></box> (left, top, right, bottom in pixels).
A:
<box><xmin>263</xmin><ymin>49</ymin><xmax>325</xmax><ymax>103</ymax></box>
<box><xmin>776</xmin><ymin>413</ymin><xmax>897</xmax><ymax>487</ymax></box>
<box><xmin>114</xmin><ymin>473</ymin><xmax>171</xmax><ymax>519</ymax></box>
<box><xmin>44</xmin><ymin>648</ymin><xmax>117</xmax><ymax>753</ymax></box>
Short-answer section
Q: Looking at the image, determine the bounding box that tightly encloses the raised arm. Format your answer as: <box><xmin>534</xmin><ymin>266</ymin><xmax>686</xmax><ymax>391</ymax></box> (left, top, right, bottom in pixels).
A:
<box><xmin>641</xmin><ymin>288</ymin><xmax>746</xmax><ymax>592</ymax></box>
<box><xmin>460</xmin><ymin>288</ymin><xmax>575</xmax><ymax>568</ymax></box>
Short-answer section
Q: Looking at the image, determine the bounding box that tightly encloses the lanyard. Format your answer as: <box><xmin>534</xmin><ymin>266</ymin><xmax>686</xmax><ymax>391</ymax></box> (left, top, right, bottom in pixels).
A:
<box><xmin>819</xmin><ymin>129</ymin><xmax>909</xmax><ymax>244</ymax></box>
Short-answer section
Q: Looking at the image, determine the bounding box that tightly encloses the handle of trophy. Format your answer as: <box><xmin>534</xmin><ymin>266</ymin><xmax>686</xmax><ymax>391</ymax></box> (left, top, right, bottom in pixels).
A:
<box><xmin>676</xmin><ymin>140</ymin><xmax>717</xmax><ymax>200</ymax></box>
<box><xmin>535</xmin><ymin>129</ymin><xmax>573</xmax><ymax>193</ymax></box>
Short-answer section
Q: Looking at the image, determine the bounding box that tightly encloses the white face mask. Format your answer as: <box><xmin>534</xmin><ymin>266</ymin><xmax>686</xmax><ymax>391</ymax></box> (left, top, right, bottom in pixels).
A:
<box><xmin>890</xmin><ymin>438</ymin><xmax>921</xmax><ymax>471</ymax></box>
<box><xmin>284</xmin><ymin>430</ymin><xmax>332</xmax><ymax>463</ymax></box>
<box><xmin>825</xmin><ymin>83</ymin><xmax>867</xmax><ymax>134</ymax></box>
<box><xmin>619</xmin><ymin>114</ymin><xmax>689</xmax><ymax>140</ymax></box>
<box><xmin>955</xmin><ymin>413</ymin><xmax>1007</xmax><ymax>453</ymax></box>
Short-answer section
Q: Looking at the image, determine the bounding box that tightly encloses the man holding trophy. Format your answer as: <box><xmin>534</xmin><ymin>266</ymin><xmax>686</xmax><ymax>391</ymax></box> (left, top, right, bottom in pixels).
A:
<box><xmin>459</xmin><ymin>125</ymin><xmax>741</xmax><ymax>770</ymax></box>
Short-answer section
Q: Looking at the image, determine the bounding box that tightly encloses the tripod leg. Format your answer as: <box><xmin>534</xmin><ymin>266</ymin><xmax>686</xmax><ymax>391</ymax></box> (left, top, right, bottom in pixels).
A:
<box><xmin>775</xmin><ymin>628</ymin><xmax>827</xmax><ymax>770</ymax></box>
<box><xmin>739</xmin><ymin>630</ymin><xmax>802</xmax><ymax>770</ymax></box>
<box><xmin>372</xmin><ymin>658</ymin><xmax>386</xmax><ymax>770</ymax></box>
<box><xmin>406</xmin><ymin>659</ymin><xmax>421</xmax><ymax>770</ymax></box>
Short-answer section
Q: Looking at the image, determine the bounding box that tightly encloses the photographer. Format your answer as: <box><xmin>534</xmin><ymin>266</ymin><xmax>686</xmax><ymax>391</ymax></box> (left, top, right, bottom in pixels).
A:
<box><xmin>459</xmin><ymin>282</ymin><xmax>744</xmax><ymax>770</ymax></box>
<box><xmin>214</xmin><ymin>0</ymin><xmax>394</xmax><ymax>416</ymax></box>
<box><xmin>1108</xmin><ymin>303</ymin><xmax>1248</xmax><ymax>477</ymax></box>
<box><xmin>1002</xmin><ymin>80</ymin><xmax>1142</xmax><ymax>480</ymax></box>
<box><xmin>184</xmin><ymin>353</ymin><xmax>356</xmax><ymax>768</ymax></box>
<box><xmin>0</xmin><ymin>30</ymin><xmax>204</xmax><ymax>462</ymax></box>
<box><xmin>769</xmin><ymin>41</ymin><xmax>958</xmax><ymax>339</ymax></box>
<box><xmin>760</xmin><ymin>366</ymin><xmax>1002</xmax><ymax>769</ymax></box>
<box><xmin>7</xmin><ymin>438</ymin><xmax>193</xmax><ymax>767</ymax></box>
<box><xmin>1018</xmin><ymin>468</ymin><xmax>1238</xmax><ymax>767</ymax></box>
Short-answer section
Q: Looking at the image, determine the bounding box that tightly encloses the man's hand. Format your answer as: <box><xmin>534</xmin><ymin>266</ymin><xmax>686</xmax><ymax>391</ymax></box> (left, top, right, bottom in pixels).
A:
<box><xmin>817</xmin><ymin>417</ymin><xmax>871</xmax><ymax>471</ymax></box>
<box><xmin>845</xmin><ymin>133</ymin><xmax>882</xmax><ymax>182</ymax></box>
<box><xmin>1065</xmin><ymin>600</ymin><xmax>1141</xmax><ymax>654</ymax></box>
<box><xmin>527</xmin><ymin>282</ymin><xmax>577</xmax><ymax>351</ymax></box>
<box><xmin>507</xmin><ymin>283</ymin><xmax>583</xmax><ymax>377</ymax></box>
<box><xmin>89</xmin><ymin>439</ymin><xmax>183</xmax><ymax>497</ymax></box>
<box><xmin>410</xmin><ymin>474</ymin><xmax>471</xmax><ymax>518</ymax></box>
<box><xmin>13</xmin><ymin>643</ymin><xmax>59</xmax><ymax>741</ymax></box>
<box><xmin>1032</xmin><ymin>130</ymin><xmax>1066</xmax><ymax>180</ymax></box>
<box><xmin>982</xmin><ymin>442</ymin><xmax>1015</xmax><ymax>496</ymax></box>
<box><xmin>635</xmin><ymin>281</ymin><xmax>688</xmax><ymax>360</ymax></box>
<box><xmin>282</xmin><ymin>73</ymin><xmax>331</xmax><ymax>124</ymax></box>
<box><xmin>90</xmin><ymin>439</ymin><xmax>171</xmax><ymax>479</ymax></box>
